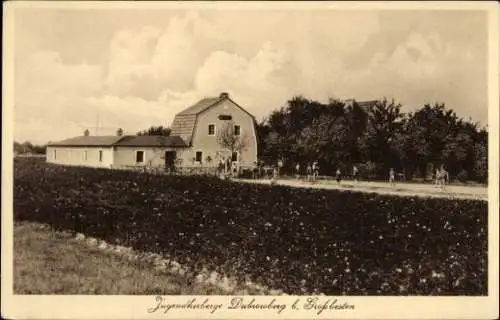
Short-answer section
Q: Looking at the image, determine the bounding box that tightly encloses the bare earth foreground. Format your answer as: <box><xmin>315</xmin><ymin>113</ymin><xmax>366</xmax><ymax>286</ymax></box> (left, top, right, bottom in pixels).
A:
<box><xmin>237</xmin><ymin>178</ymin><xmax>488</xmax><ymax>201</ymax></box>
<box><xmin>14</xmin><ymin>222</ymin><xmax>259</xmax><ymax>295</ymax></box>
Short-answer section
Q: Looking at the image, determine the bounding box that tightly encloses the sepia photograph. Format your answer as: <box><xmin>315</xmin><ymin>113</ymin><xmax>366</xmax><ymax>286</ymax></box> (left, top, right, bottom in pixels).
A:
<box><xmin>2</xmin><ymin>1</ymin><xmax>498</xmax><ymax>319</ymax></box>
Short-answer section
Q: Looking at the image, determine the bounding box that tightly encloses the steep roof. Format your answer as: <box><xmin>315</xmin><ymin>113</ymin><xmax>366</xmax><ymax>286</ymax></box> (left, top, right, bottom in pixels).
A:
<box><xmin>114</xmin><ymin>135</ymin><xmax>187</xmax><ymax>147</ymax></box>
<box><xmin>170</xmin><ymin>114</ymin><xmax>197</xmax><ymax>138</ymax></box>
<box><xmin>47</xmin><ymin>135</ymin><xmax>125</xmax><ymax>147</ymax></box>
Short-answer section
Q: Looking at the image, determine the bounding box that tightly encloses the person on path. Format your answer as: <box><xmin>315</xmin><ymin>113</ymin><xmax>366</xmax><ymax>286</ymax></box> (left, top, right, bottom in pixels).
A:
<box><xmin>226</xmin><ymin>158</ymin><xmax>231</xmax><ymax>176</ymax></box>
<box><xmin>434</xmin><ymin>168</ymin><xmax>440</xmax><ymax>187</ymax></box>
<box><xmin>218</xmin><ymin>159</ymin><xmax>225</xmax><ymax>177</ymax></box>
<box><xmin>311</xmin><ymin>162</ymin><xmax>316</xmax><ymax>182</ymax></box>
<box><xmin>270</xmin><ymin>167</ymin><xmax>278</xmax><ymax>185</ymax></box>
<box><xmin>252</xmin><ymin>161</ymin><xmax>258</xmax><ymax>179</ymax></box>
<box><xmin>353</xmin><ymin>165</ymin><xmax>359</xmax><ymax>185</ymax></box>
<box><xmin>295</xmin><ymin>163</ymin><xmax>301</xmax><ymax>180</ymax></box>
<box><xmin>335</xmin><ymin>168</ymin><xmax>342</xmax><ymax>185</ymax></box>
<box><xmin>312</xmin><ymin>161</ymin><xmax>319</xmax><ymax>182</ymax></box>
<box><xmin>389</xmin><ymin>168</ymin><xmax>396</xmax><ymax>187</ymax></box>
<box><xmin>306</xmin><ymin>163</ymin><xmax>312</xmax><ymax>182</ymax></box>
<box><xmin>438</xmin><ymin>165</ymin><xmax>449</xmax><ymax>191</ymax></box>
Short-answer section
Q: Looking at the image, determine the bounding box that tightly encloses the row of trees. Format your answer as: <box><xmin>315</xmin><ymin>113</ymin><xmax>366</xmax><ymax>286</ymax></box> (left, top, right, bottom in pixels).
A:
<box><xmin>137</xmin><ymin>125</ymin><xmax>171</xmax><ymax>136</ymax></box>
<box><xmin>14</xmin><ymin>141</ymin><xmax>47</xmax><ymax>155</ymax></box>
<box><xmin>256</xmin><ymin>97</ymin><xmax>488</xmax><ymax>183</ymax></box>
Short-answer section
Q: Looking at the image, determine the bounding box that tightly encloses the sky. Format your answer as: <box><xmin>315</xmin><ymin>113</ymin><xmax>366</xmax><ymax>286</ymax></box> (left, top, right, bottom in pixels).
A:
<box><xmin>11</xmin><ymin>5</ymin><xmax>489</xmax><ymax>144</ymax></box>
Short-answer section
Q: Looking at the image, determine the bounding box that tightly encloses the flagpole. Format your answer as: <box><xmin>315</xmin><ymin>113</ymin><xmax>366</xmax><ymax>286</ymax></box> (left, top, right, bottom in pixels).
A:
<box><xmin>96</xmin><ymin>109</ymin><xmax>99</xmax><ymax>136</ymax></box>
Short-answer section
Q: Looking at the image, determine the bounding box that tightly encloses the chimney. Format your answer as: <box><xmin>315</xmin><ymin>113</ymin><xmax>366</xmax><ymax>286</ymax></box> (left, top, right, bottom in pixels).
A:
<box><xmin>116</xmin><ymin>128</ymin><xmax>123</xmax><ymax>136</ymax></box>
<box><xmin>83</xmin><ymin>129</ymin><xmax>90</xmax><ymax>136</ymax></box>
<box><xmin>219</xmin><ymin>92</ymin><xmax>229</xmax><ymax>99</ymax></box>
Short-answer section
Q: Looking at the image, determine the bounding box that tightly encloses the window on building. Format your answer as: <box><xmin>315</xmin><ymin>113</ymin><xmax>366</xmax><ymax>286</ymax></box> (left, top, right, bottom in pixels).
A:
<box><xmin>83</xmin><ymin>150</ymin><xmax>88</xmax><ymax>161</ymax></box>
<box><xmin>208</xmin><ymin>124</ymin><xmax>215</xmax><ymax>136</ymax></box>
<box><xmin>99</xmin><ymin>150</ymin><xmax>103</xmax><ymax>162</ymax></box>
<box><xmin>231</xmin><ymin>151</ymin><xmax>238</xmax><ymax>162</ymax></box>
<box><xmin>53</xmin><ymin>150</ymin><xmax>57</xmax><ymax>160</ymax></box>
<box><xmin>195</xmin><ymin>151</ymin><xmax>203</xmax><ymax>162</ymax></box>
<box><xmin>234</xmin><ymin>125</ymin><xmax>241</xmax><ymax>136</ymax></box>
<box><xmin>136</xmin><ymin>151</ymin><xmax>145</xmax><ymax>163</ymax></box>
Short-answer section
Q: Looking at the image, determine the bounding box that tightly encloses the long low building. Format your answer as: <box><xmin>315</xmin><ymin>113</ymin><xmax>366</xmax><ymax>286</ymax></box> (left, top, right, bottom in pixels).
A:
<box><xmin>46</xmin><ymin>92</ymin><xmax>258</xmax><ymax>170</ymax></box>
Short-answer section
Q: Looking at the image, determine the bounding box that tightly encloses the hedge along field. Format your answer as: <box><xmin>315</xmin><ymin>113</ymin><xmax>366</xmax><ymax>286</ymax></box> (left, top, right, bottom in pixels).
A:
<box><xmin>14</xmin><ymin>158</ymin><xmax>488</xmax><ymax>295</ymax></box>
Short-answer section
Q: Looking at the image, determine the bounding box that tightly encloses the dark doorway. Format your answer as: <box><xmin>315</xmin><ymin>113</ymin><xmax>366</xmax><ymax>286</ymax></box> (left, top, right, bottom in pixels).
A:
<box><xmin>164</xmin><ymin>151</ymin><xmax>177</xmax><ymax>171</ymax></box>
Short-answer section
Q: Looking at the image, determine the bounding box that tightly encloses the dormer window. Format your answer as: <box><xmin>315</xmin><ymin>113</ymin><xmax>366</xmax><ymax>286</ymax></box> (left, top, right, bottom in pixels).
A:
<box><xmin>208</xmin><ymin>124</ymin><xmax>215</xmax><ymax>136</ymax></box>
<box><xmin>218</xmin><ymin>115</ymin><xmax>232</xmax><ymax>121</ymax></box>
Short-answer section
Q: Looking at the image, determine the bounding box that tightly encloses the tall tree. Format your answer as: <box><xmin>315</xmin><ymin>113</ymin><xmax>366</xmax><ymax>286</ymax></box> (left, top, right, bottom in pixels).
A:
<box><xmin>217</xmin><ymin>121</ymin><xmax>249</xmax><ymax>160</ymax></box>
<box><xmin>405</xmin><ymin>103</ymin><xmax>459</xmax><ymax>177</ymax></box>
<box><xmin>473</xmin><ymin>128</ymin><xmax>488</xmax><ymax>183</ymax></box>
<box><xmin>357</xmin><ymin>98</ymin><xmax>405</xmax><ymax>176</ymax></box>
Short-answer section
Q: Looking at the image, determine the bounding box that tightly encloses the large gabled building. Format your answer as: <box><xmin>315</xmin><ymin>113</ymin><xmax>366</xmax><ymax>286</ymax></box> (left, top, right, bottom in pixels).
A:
<box><xmin>46</xmin><ymin>92</ymin><xmax>258</xmax><ymax>170</ymax></box>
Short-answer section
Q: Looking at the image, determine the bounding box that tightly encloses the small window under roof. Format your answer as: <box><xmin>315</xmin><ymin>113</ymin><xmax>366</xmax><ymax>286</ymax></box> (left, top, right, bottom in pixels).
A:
<box><xmin>218</xmin><ymin>115</ymin><xmax>232</xmax><ymax>121</ymax></box>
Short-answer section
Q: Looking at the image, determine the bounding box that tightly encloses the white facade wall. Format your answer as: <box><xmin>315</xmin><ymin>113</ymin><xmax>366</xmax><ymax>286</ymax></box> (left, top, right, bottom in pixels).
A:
<box><xmin>113</xmin><ymin>146</ymin><xmax>188</xmax><ymax>168</ymax></box>
<box><xmin>189</xmin><ymin>99</ymin><xmax>258</xmax><ymax>168</ymax></box>
<box><xmin>46</xmin><ymin>146</ymin><xmax>114</xmax><ymax>168</ymax></box>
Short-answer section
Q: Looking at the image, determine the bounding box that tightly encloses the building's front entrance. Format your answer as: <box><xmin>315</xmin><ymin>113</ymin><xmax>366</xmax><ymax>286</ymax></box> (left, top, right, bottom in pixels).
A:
<box><xmin>164</xmin><ymin>151</ymin><xmax>177</xmax><ymax>171</ymax></box>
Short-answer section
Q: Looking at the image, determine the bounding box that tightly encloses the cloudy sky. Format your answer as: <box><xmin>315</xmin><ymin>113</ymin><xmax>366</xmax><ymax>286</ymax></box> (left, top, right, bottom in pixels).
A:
<box><xmin>11</xmin><ymin>5</ymin><xmax>489</xmax><ymax>144</ymax></box>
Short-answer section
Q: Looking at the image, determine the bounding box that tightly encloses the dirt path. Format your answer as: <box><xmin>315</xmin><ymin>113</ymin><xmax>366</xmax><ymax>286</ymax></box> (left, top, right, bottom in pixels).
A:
<box><xmin>237</xmin><ymin>178</ymin><xmax>488</xmax><ymax>201</ymax></box>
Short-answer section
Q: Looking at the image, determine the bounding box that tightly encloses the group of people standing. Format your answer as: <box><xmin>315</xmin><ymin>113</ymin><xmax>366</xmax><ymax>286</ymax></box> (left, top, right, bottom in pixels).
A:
<box><xmin>295</xmin><ymin>161</ymin><xmax>321</xmax><ymax>182</ymax></box>
<box><xmin>292</xmin><ymin>164</ymin><xmax>437</xmax><ymax>188</ymax></box>
<box><xmin>434</xmin><ymin>166</ymin><xmax>449</xmax><ymax>190</ymax></box>
<box><xmin>217</xmin><ymin>158</ymin><xmax>238</xmax><ymax>178</ymax></box>
<box><xmin>265</xmin><ymin>160</ymin><xmax>450</xmax><ymax>190</ymax></box>
<box><xmin>293</xmin><ymin>162</ymin><xmax>354</xmax><ymax>184</ymax></box>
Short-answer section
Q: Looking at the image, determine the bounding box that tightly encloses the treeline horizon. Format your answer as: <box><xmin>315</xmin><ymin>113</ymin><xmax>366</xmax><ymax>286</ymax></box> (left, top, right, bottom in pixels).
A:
<box><xmin>14</xmin><ymin>141</ymin><xmax>47</xmax><ymax>155</ymax></box>
<box><xmin>16</xmin><ymin>96</ymin><xmax>488</xmax><ymax>183</ymax></box>
<box><xmin>256</xmin><ymin>96</ymin><xmax>488</xmax><ymax>183</ymax></box>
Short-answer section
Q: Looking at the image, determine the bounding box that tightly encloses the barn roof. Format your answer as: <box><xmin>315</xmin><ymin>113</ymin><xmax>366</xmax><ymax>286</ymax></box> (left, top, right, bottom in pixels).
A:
<box><xmin>114</xmin><ymin>135</ymin><xmax>187</xmax><ymax>147</ymax></box>
<box><xmin>47</xmin><ymin>135</ymin><xmax>125</xmax><ymax>147</ymax></box>
<box><xmin>170</xmin><ymin>114</ymin><xmax>197</xmax><ymax>140</ymax></box>
<box><xmin>170</xmin><ymin>92</ymin><xmax>255</xmax><ymax>146</ymax></box>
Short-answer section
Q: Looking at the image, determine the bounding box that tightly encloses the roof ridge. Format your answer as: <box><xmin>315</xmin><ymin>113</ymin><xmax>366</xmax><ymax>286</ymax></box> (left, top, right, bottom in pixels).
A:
<box><xmin>47</xmin><ymin>135</ymin><xmax>125</xmax><ymax>147</ymax></box>
<box><xmin>176</xmin><ymin>95</ymin><xmax>225</xmax><ymax>116</ymax></box>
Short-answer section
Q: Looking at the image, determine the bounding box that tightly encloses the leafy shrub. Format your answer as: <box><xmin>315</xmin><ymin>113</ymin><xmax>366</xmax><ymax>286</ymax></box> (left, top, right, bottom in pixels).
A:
<box><xmin>457</xmin><ymin>170</ymin><xmax>469</xmax><ymax>183</ymax></box>
<box><xmin>14</xmin><ymin>158</ymin><xmax>488</xmax><ymax>295</ymax></box>
<box><xmin>238</xmin><ymin>169</ymin><xmax>254</xmax><ymax>179</ymax></box>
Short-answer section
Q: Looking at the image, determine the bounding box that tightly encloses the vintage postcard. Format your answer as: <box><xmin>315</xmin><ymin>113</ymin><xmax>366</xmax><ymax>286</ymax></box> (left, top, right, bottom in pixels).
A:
<box><xmin>2</xmin><ymin>1</ymin><xmax>499</xmax><ymax>319</ymax></box>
